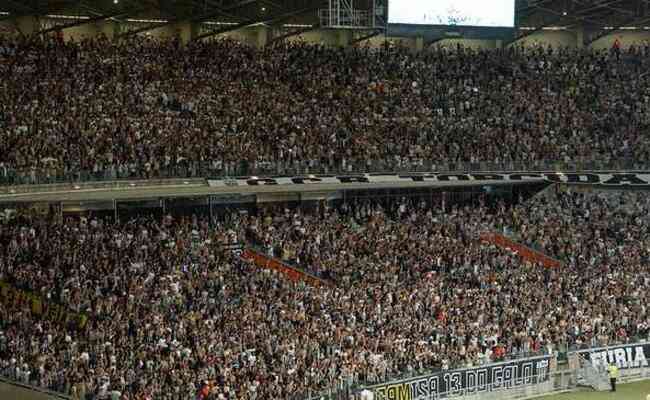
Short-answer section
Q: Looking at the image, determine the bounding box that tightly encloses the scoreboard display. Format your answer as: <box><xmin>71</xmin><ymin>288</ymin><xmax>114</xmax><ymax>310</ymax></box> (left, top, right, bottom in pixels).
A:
<box><xmin>388</xmin><ymin>0</ymin><xmax>515</xmax><ymax>27</ymax></box>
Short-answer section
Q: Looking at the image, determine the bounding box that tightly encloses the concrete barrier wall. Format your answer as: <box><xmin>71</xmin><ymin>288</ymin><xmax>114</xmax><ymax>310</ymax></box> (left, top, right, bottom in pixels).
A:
<box><xmin>0</xmin><ymin>380</ymin><xmax>68</xmax><ymax>400</ymax></box>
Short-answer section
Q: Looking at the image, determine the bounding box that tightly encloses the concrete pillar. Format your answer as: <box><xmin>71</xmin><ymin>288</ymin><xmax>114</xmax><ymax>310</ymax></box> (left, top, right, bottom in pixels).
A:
<box><xmin>62</xmin><ymin>24</ymin><xmax>101</xmax><ymax>42</ymax></box>
<box><xmin>174</xmin><ymin>21</ymin><xmax>193</xmax><ymax>45</ymax></box>
<box><xmin>257</xmin><ymin>25</ymin><xmax>269</xmax><ymax>48</ymax></box>
<box><xmin>14</xmin><ymin>16</ymin><xmax>39</xmax><ymax>36</ymax></box>
<box><xmin>98</xmin><ymin>20</ymin><xmax>117</xmax><ymax>40</ymax></box>
<box><xmin>146</xmin><ymin>25</ymin><xmax>175</xmax><ymax>40</ymax></box>
<box><xmin>191</xmin><ymin>22</ymin><xmax>200</xmax><ymax>43</ymax></box>
<box><xmin>337</xmin><ymin>29</ymin><xmax>352</xmax><ymax>47</ymax></box>
<box><xmin>415</xmin><ymin>36</ymin><xmax>424</xmax><ymax>52</ymax></box>
<box><xmin>114</xmin><ymin>21</ymin><xmax>124</xmax><ymax>37</ymax></box>
<box><xmin>575</xmin><ymin>26</ymin><xmax>585</xmax><ymax>48</ymax></box>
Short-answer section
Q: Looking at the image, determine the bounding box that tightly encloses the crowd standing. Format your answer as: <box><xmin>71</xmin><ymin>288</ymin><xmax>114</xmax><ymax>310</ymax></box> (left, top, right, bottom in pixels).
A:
<box><xmin>508</xmin><ymin>189</ymin><xmax>650</xmax><ymax>262</ymax></box>
<box><xmin>1</xmin><ymin>188</ymin><xmax>649</xmax><ymax>400</ymax></box>
<box><xmin>1</xmin><ymin>26</ymin><xmax>650</xmax><ymax>400</ymax></box>
<box><xmin>1</xmin><ymin>34</ymin><xmax>650</xmax><ymax>183</ymax></box>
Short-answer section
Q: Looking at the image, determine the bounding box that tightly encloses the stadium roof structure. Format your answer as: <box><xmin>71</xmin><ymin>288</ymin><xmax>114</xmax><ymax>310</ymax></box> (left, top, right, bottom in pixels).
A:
<box><xmin>2</xmin><ymin>0</ymin><xmax>647</xmax><ymax>44</ymax></box>
<box><xmin>516</xmin><ymin>0</ymin><xmax>650</xmax><ymax>44</ymax></box>
<box><xmin>0</xmin><ymin>0</ymin><xmax>322</xmax><ymax>22</ymax></box>
<box><xmin>0</xmin><ymin>0</ymin><xmax>355</xmax><ymax>39</ymax></box>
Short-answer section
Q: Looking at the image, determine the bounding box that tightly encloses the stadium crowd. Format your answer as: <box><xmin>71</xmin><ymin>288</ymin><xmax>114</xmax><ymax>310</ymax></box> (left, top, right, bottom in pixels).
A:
<box><xmin>1</xmin><ymin>34</ymin><xmax>650</xmax><ymax>183</ymax></box>
<box><xmin>1</xmin><ymin>26</ymin><xmax>650</xmax><ymax>400</ymax></box>
<box><xmin>1</xmin><ymin>189</ymin><xmax>649</xmax><ymax>400</ymax></box>
<box><xmin>508</xmin><ymin>189</ymin><xmax>650</xmax><ymax>263</ymax></box>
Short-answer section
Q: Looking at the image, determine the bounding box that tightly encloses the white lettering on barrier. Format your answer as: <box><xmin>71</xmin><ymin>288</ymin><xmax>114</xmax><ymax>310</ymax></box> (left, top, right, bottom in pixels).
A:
<box><xmin>586</xmin><ymin>345</ymin><xmax>649</xmax><ymax>370</ymax></box>
<box><xmin>207</xmin><ymin>173</ymin><xmax>650</xmax><ymax>188</ymax></box>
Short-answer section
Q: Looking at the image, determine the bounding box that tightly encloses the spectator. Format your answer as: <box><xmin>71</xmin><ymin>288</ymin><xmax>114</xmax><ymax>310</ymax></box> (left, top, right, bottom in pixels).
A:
<box><xmin>0</xmin><ymin>188</ymin><xmax>648</xmax><ymax>399</ymax></box>
<box><xmin>0</xmin><ymin>35</ymin><xmax>649</xmax><ymax>184</ymax></box>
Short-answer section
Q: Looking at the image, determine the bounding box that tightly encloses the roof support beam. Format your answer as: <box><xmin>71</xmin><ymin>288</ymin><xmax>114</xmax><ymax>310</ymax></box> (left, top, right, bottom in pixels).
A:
<box><xmin>118</xmin><ymin>22</ymin><xmax>170</xmax><ymax>37</ymax></box>
<box><xmin>534</xmin><ymin>5</ymin><xmax>604</xmax><ymax>25</ymax></box>
<box><xmin>259</xmin><ymin>0</ymin><xmax>284</xmax><ymax>9</ymax></box>
<box><xmin>36</xmin><ymin>11</ymin><xmax>137</xmax><ymax>35</ymax></box>
<box><xmin>518</xmin><ymin>0</ymin><xmax>632</xmax><ymax>23</ymax></box>
<box><xmin>192</xmin><ymin>6</ymin><xmax>316</xmax><ymax>41</ymax></box>
<box><xmin>0</xmin><ymin>0</ymin><xmax>95</xmax><ymax>22</ymax></box>
<box><xmin>0</xmin><ymin>1</ymin><xmax>38</xmax><ymax>23</ymax></box>
<box><xmin>29</xmin><ymin>0</ymin><xmax>80</xmax><ymax>17</ymax></box>
<box><xmin>191</xmin><ymin>22</ymin><xmax>255</xmax><ymax>41</ymax></box>
<box><xmin>187</xmin><ymin>0</ymin><xmax>244</xmax><ymax>20</ymax></box>
<box><xmin>193</xmin><ymin>0</ymin><xmax>262</xmax><ymax>23</ymax></box>
<box><xmin>350</xmin><ymin>29</ymin><xmax>382</xmax><ymax>45</ymax></box>
<box><xmin>3</xmin><ymin>0</ymin><xmax>37</xmax><ymax>14</ymax></box>
<box><xmin>508</xmin><ymin>14</ymin><xmax>575</xmax><ymax>46</ymax></box>
<box><xmin>517</xmin><ymin>0</ymin><xmax>557</xmax><ymax>18</ymax></box>
<box><xmin>573</xmin><ymin>0</ymin><xmax>623</xmax><ymax>14</ymax></box>
<box><xmin>425</xmin><ymin>37</ymin><xmax>448</xmax><ymax>47</ymax></box>
<box><xmin>267</xmin><ymin>24</ymin><xmax>319</xmax><ymax>46</ymax></box>
<box><xmin>586</xmin><ymin>16</ymin><xmax>650</xmax><ymax>45</ymax></box>
<box><xmin>118</xmin><ymin>0</ymin><xmax>259</xmax><ymax>38</ymax></box>
<box><xmin>571</xmin><ymin>0</ymin><xmax>633</xmax><ymax>17</ymax></box>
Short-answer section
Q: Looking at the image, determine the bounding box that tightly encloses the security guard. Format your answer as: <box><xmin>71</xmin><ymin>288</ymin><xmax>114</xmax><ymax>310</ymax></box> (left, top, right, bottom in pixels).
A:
<box><xmin>607</xmin><ymin>362</ymin><xmax>620</xmax><ymax>392</ymax></box>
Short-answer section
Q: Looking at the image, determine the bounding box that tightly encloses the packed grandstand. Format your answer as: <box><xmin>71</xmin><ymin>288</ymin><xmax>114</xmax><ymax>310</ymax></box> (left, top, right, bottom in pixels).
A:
<box><xmin>1</xmin><ymin>30</ymin><xmax>650</xmax><ymax>400</ymax></box>
<box><xmin>1</xmin><ymin>35</ymin><xmax>650</xmax><ymax>184</ymax></box>
<box><xmin>1</xmin><ymin>187</ymin><xmax>649</xmax><ymax>399</ymax></box>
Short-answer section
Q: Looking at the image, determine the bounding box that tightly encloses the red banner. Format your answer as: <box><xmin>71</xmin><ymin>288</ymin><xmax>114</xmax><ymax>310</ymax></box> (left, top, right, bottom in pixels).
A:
<box><xmin>241</xmin><ymin>249</ymin><xmax>331</xmax><ymax>287</ymax></box>
<box><xmin>480</xmin><ymin>232</ymin><xmax>561</xmax><ymax>268</ymax></box>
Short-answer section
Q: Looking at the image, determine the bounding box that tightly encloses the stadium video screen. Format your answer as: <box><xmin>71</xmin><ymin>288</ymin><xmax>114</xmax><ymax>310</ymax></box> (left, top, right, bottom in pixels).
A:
<box><xmin>388</xmin><ymin>0</ymin><xmax>515</xmax><ymax>27</ymax></box>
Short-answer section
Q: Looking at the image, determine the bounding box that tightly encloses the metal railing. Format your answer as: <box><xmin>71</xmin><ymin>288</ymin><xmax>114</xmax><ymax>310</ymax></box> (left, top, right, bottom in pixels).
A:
<box><xmin>302</xmin><ymin>338</ymin><xmax>650</xmax><ymax>400</ymax></box>
<box><xmin>302</xmin><ymin>369</ymin><xmax>577</xmax><ymax>400</ymax></box>
<box><xmin>298</xmin><ymin>349</ymin><xmax>556</xmax><ymax>400</ymax></box>
<box><xmin>1</xmin><ymin>158</ymin><xmax>649</xmax><ymax>187</ymax></box>
<box><xmin>574</xmin><ymin>353</ymin><xmax>610</xmax><ymax>391</ymax></box>
<box><xmin>452</xmin><ymin>370</ymin><xmax>575</xmax><ymax>400</ymax></box>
